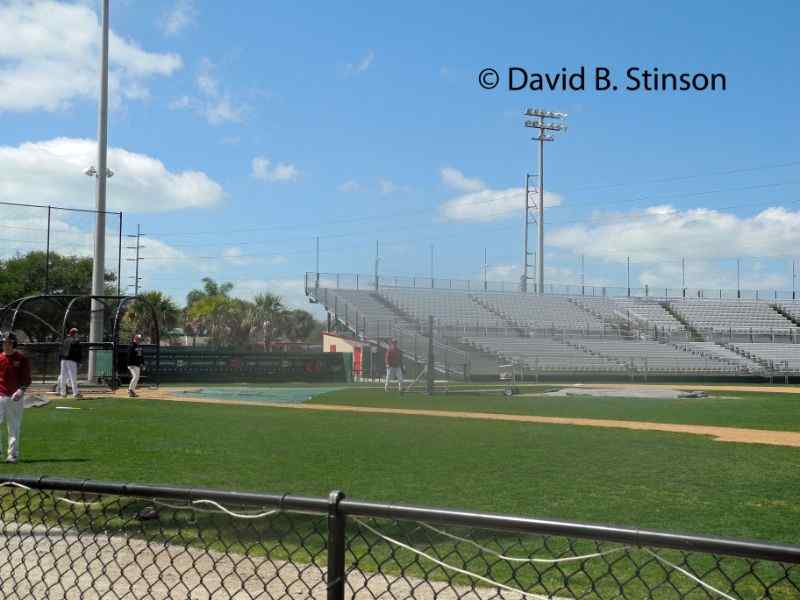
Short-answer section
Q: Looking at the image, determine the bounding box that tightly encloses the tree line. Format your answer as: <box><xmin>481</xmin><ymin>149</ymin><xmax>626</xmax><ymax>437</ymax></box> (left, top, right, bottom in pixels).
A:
<box><xmin>0</xmin><ymin>251</ymin><xmax>322</xmax><ymax>348</ymax></box>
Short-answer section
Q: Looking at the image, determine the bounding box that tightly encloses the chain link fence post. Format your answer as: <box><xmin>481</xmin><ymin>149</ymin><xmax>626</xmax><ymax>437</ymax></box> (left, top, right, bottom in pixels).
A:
<box><xmin>327</xmin><ymin>490</ymin><xmax>346</xmax><ymax>600</ymax></box>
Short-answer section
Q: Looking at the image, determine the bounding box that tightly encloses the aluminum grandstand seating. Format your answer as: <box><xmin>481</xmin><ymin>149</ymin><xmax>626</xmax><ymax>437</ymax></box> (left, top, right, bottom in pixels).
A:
<box><xmin>318</xmin><ymin>288</ymin><xmax>415</xmax><ymax>338</ymax></box>
<box><xmin>577</xmin><ymin>338</ymin><xmax>737</xmax><ymax>374</ymax></box>
<box><xmin>774</xmin><ymin>301</ymin><xmax>800</xmax><ymax>324</ymax></box>
<box><xmin>613</xmin><ymin>297</ymin><xmax>685</xmax><ymax>330</ymax></box>
<box><xmin>463</xmin><ymin>336</ymin><xmax>627</xmax><ymax>373</ymax></box>
<box><xmin>668</xmin><ymin>299</ymin><xmax>798</xmax><ymax>333</ymax></box>
<box><xmin>672</xmin><ymin>342</ymin><xmax>764</xmax><ymax>373</ymax></box>
<box><xmin>309</xmin><ymin>279</ymin><xmax>800</xmax><ymax>378</ymax></box>
<box><xmin>476</xmin><ymin>293</ymin><xmax>603</xmax><ymax>329</ymax></box>
<box><xmin>378</xmin><ymin>288</ymin><xmax>502</xmax><ymax>325</ymax></box>
<box><xmin>731</xmin><ymin>343</ymin><xmax>800</xmax><ymax>372</ymax></box>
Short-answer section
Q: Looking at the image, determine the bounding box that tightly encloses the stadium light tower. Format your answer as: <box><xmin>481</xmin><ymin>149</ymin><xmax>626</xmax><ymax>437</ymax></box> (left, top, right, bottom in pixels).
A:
<box><xmin>87</xmin><ymin>0</ymin><xmax>111</xmax><ymax>382</ymax></box>
<box><xmin>524</xmin><ymin>108</ymin><xmax>567</xmax><ymax>295</ymax></box>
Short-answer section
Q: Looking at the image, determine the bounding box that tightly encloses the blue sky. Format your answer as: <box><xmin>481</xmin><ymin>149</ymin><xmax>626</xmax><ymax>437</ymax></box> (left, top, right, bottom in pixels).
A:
<box><xmin>1</xmin><ymin>0</ymin><xmax>799</xmax><ymax>312</ymax></box>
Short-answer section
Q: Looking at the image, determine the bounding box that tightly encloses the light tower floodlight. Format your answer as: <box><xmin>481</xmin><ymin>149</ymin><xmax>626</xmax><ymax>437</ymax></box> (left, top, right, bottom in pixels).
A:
<box><xmin>84</xmin><ymin>166</ymin><xmax>114</xmax><ymax>178</ymax></box>
<box><xmin>525</xmin><ymin>109</ymin><xmax>568</xmax><ymax>119</ymax></box>
<box><xmin>523</xmin><ymin>107</ymin><xmax>568</xmax><ymax>296</ymax></box>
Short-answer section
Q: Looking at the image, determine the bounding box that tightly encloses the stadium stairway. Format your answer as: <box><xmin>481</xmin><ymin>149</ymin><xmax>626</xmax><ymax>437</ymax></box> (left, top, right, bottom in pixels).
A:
<box><xmin>771</xmin><ymin>303</ymin><xmax>800</xmax><ymax>329</ymax></box>
<box><xmin>661</xmin><ymin>302</ymin><xmax>705</xmax><ymax>341</ymax></box>
<box><xmin>469</xmin><ymin>295</ymin><xmax>524</xmax><ymax>332</ymax></box>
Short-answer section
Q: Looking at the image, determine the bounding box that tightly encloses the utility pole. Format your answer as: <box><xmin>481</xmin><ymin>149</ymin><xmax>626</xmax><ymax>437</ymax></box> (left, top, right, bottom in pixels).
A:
<box><xmin>315</xmin><ymin>236</ymin><xmax>320</xmax><ymax>292</ymax></box>
<box><xmin>682</xmin><ymin>257</ymin><xmax>686</xmax><ymax>297</ymax></box>
<box><xmin>524</xmin><ymin>108</ymin><xmax>567</xmax><ymax>296</ymax></box>
<box><xmin>793</xmin><ymin>260</ymin><xmax>797</xmax><ymax>300</ymax></box>
<box><xmin>580</xmin><ymin>254</ymin><xmax>585</xmax><ymax>296</ymax></box>
<box><xmin>483</xmin><ymin>248</ymin><xmax>488</xmax><ymax>291</ymax></box>
<box><xmin>374</xmin><ymin>240</ymin><xmax>380</xmax><ymax>290</ymax></box>
<box><xmin>737</xmin><ymin>258</ymin><xmax>741</xmax><ymax>299</ymax></box>
<box><xmin>126</xmin><ymin>224</ymin><xmax>144</xmax><ymax>296</ymax></box>
<box><xmin>430</xmin><ymin>243</ymin><xmax>434</xmax><ymax>287</ymax></box>
<box><xmin>627</xmin><ymin>256</ymin><xmax>631</xmax><ymax>297</ymax></box>
<box><xmin>87</xmin><ymin>0</ymin><xmax>110</xmax><ymax>382</ymax></box>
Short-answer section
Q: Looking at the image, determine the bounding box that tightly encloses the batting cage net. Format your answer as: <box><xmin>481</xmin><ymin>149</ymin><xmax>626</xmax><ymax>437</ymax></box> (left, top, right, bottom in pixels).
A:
<box><xmin>0</xmin><ymin>477</ymin><xmax>798</xmax><ymax>599</ymax></box>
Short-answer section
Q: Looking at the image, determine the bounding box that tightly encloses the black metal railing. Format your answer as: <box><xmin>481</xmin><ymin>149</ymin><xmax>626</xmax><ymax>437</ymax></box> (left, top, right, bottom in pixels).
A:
<box><xmin>1</xmin><ymin>476</ymin><xmax>799</xmax><ymax>599</ymax></box>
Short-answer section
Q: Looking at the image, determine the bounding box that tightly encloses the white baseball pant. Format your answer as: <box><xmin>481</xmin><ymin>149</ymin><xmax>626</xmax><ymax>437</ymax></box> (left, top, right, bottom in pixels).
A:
<box><xmin>384</xmin><ymin>366</ymin><xmax>404</xmax><ymax>391</ymax></box>
<box><xmin>58</xmin><ymin>359</ymin><xmax>80</xmax><ymax>397</ymax></box>
<box><xmin>128</xmin><ymin>366</ymin><xmax>141</xmax><ymax>392</ymax></box>
<box><xmin>0</xmin><ymin>394</ymin><xmax>23</xmax><ymax>461</ymax></box>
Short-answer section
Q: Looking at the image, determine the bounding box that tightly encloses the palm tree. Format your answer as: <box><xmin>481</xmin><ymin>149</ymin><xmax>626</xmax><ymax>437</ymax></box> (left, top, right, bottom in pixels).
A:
<box><xmin>123</xmin><ymin>290</ymin><xmax>180</xmax><ymax>343</ymax></box>
<box><xmin>279</xmin><ymin>309</ymin><xmax>317</xmax><ymax>342</ymax></box>
<box><xmin>186</xmin><ymin>277</ymin><xmax>234</xmax><ymax>309</ymax></box>
<box><xmin>247</xmin><ymin>293</ymin><xmax>285</xmax><ymax>351</ymax></box>
<box><xmin>187</xmin><ymin>295</ymin><xmax>253</xmax><ymax>348</ymax></box>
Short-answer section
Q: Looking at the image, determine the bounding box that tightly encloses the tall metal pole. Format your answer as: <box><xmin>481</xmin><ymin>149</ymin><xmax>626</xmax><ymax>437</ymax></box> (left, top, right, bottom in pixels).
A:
<box><xmin>315</xmin><ymin>236</ymin><xmax>320</xmax><ymax>291</ymax></box>
<box><xmin>430</xmin><ymin>243</ymin><xmax>434</xmax><ymax>287</ymax></box>
<box><xmin>627</xmin><ymin>256</ymin><xmax>631</xmax><ymax>297</ymax></box>
<box><xmin>374</xmin><ymin>240</ymin><xmax>379</xmax><ymax>290</ymax></box>
<box><xmin>88</xmin><ymin>0</ymin><xmax>110</xmax><ymax>382</ymax></box>
<box><xmin>793</xmin><ymin>260</ymin><xmax>796</xmax><ymax>300</ymax></box>
<box><xmin>524</xmin><ymin>109</ymin><xmax>567</xmax><ymax>296</ymax></box>
<box><xmin>538</xmin><ymin>134</ymin><xmax>544</xmax><ymax>296</ymax></box>
<box><xmin>682</xmin><ymin>257</ymin><xmax>686</xmax><ymax>295</ymax></box>
<box><xmin>580</xmin><ymin>254</ymin><xmax>585</xmax><ymax>296</ymax></box>
<box><xmin>45</xmin><ymin>206</ymin><xmax>51</xmax><ymax>294</ymax></box>
<box><xmin>117</xmin><ymin>212</ymin><xmax>122</xmax><ymax>298</ymax></box>
<box><xmin>133</xmin><ymin>224</ymin><xmax>141</xmax><ymax>296</ymax></box>
<box><xmin>737</xmin><ymin>258</ymin><xmax>741</xmax><ymax>299</ymax></box>
<box><xmin>483</xmin><ymin>247</ymin><xmax>488</xmax><ymax>291</ymax></box>
<box><xmin>522</xmin><ymin>175</ymin><xmax>529</xmax><ymax>292</ymax></box>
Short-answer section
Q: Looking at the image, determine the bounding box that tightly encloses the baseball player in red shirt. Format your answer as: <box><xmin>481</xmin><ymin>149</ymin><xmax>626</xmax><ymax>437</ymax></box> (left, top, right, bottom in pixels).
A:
<box><xmin>384</xmin><ymin>338</ymin><xmax>404</xmax><ymax>392</ymax></box>
<box><xmin>0</xmin><ymin>332</ymin><xmax>32</xmax><ymax>463</ymax></box>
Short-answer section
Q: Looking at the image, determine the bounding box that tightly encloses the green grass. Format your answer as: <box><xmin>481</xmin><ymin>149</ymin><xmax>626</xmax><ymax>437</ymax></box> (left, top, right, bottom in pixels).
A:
<box><xmin>2</xmin><ymin>394</ymin><xmax>799</xmax><ymax>599</ymax></box>
<box><xmin>310</xmin><ymin>388</ymin><xmax>800</xmax><ymax>432</ymax></box>
<box><xmin>3</xmin><ymin>396</ymin><xmax>800</xmax><ymax>543</ymax></box>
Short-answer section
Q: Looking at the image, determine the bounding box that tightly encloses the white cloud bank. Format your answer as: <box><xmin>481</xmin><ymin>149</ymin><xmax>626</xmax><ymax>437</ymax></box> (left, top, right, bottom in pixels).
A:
<box><xmin>549</xmin><ymin>205</ymin><xmax>800</xmax><ymax>289</ymax></box>
<box><xmin>0</xmin><ymin>137</ymin><xmax>224</xmax><ymax>212</ymax></box>
<box><xmin>549</xmin><ymin>205</ymin><xmax>800</xmax><ymax>262</ymax></box>
<box><xmin>438</xmin><ymin>167</ymin><xmax>561</xmax><ymax>222</ymax></box>
<box><xmin>0</xmin><ymin>0</ymin><xmax>182</xmax><ymax>112</ymax></box>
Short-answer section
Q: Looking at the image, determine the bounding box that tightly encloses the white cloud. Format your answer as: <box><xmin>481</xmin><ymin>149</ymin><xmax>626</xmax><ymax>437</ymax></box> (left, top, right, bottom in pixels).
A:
<box><xmin>0</xmin><ymin>137</ymin><xmax>224</xmax><ymax>212</ymax></box>
<box><xmin>440</xmin><ymin>167</ymin><xmax>484</xmax><ymax>192</ymax></box>
<box><xmin>251</xmin><ymin>156</ymin><xmax>300</xmax><ymax>183</ymax></box>
<box><xmin>338</xmin><ymin>179</ymin><xmax>363</xmax><ymax>193</ymax></box>
<box><xmin>170</xmin><ymin>58</ymin><xmax>246</xmax><ymax>125</ymax></box>
<box><xmin>440</xmin><ymin>188</ymin><xmax>562</xmax><ymax>222</ymax></box>
<box><xmin>160</xmin><ymin>0</ymin><xmax>197</xmax><ymax>36</ymax></box>
<box><xmin>345</xmin><ymin>49</ymin><xmax>374</xmax><ymax>75</ymax></box>
<box><xmin>0</xmin><ymin>0</ymin><xmax>182</xmax><ymax>112</ymax></box>
<box><xmin>549</xmin><ymin>205</ymin><xmax>800</xmax><ymax>263</ymax></box>
<box><xmin>270</xmin><ymin>255</ymin><xmax>288</xmax><ymax>265</ymax></box>
<box><xmin>222</xmin><ymin>247</ymin><xmax>255</xmax><ymax>266</ymax></box>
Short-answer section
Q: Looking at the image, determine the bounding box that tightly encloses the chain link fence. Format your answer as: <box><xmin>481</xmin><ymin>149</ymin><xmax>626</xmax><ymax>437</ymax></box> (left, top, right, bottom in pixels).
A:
<box><xmin>1</xmin><ymin>476</ymin><xmax>798</xmax><ymax>599</ymax></box>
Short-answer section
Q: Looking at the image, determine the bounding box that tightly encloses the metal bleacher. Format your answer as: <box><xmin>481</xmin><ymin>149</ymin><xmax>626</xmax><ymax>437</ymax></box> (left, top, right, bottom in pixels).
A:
<box><xmin>308</xmin><ymin>274</ymin><xmax>800</xmax><ymax>380</ymax></box>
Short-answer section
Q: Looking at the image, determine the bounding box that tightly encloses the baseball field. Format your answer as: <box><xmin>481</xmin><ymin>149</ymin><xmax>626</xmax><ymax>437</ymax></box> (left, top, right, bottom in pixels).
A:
<box><xmin>5</xmin><ymin>383</ymin><xmax>800</xmax><ymax>544</ymax></box>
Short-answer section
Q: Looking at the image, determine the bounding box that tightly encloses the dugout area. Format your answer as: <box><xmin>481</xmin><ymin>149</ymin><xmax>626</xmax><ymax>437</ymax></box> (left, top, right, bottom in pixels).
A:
<box><xmin>0</xmin><ymin>294</ymin><xmax>161</xmax><ymax>391</ymax></box>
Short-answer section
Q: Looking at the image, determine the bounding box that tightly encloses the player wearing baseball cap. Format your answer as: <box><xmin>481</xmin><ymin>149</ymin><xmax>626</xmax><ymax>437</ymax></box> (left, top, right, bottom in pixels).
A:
<box><xmin>0</xmin><ymin>332</ymin><xmax>31</xmax><ymax>463</ymax></box>
<box><xmin>58</xmin><ymin>327</ymin><xmax>83</xmax><ymax>399</ymax></box>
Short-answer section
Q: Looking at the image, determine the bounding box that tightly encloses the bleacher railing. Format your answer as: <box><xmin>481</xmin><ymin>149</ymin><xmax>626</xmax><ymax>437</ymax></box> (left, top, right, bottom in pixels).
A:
<box><xmin>311</xmin><ymin>287</ymin><xmax>471</xmax><ymax>378</ymax></box>
<box><xmin>2</xmin><ymin>475</ymin><xmax>798</xmax><ymax>600</ymax></box>
<box><xmin>306</xmin><ymin>272</ymin><xmax>800</xmax><ymax>301</ymax></box>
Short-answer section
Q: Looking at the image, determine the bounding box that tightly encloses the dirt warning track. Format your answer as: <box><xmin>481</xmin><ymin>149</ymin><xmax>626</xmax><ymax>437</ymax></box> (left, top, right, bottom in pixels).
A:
<box><xmin>86</xmin><ymin>387</ymin><xmax>800</xmax><ymax>449</ymax></box>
